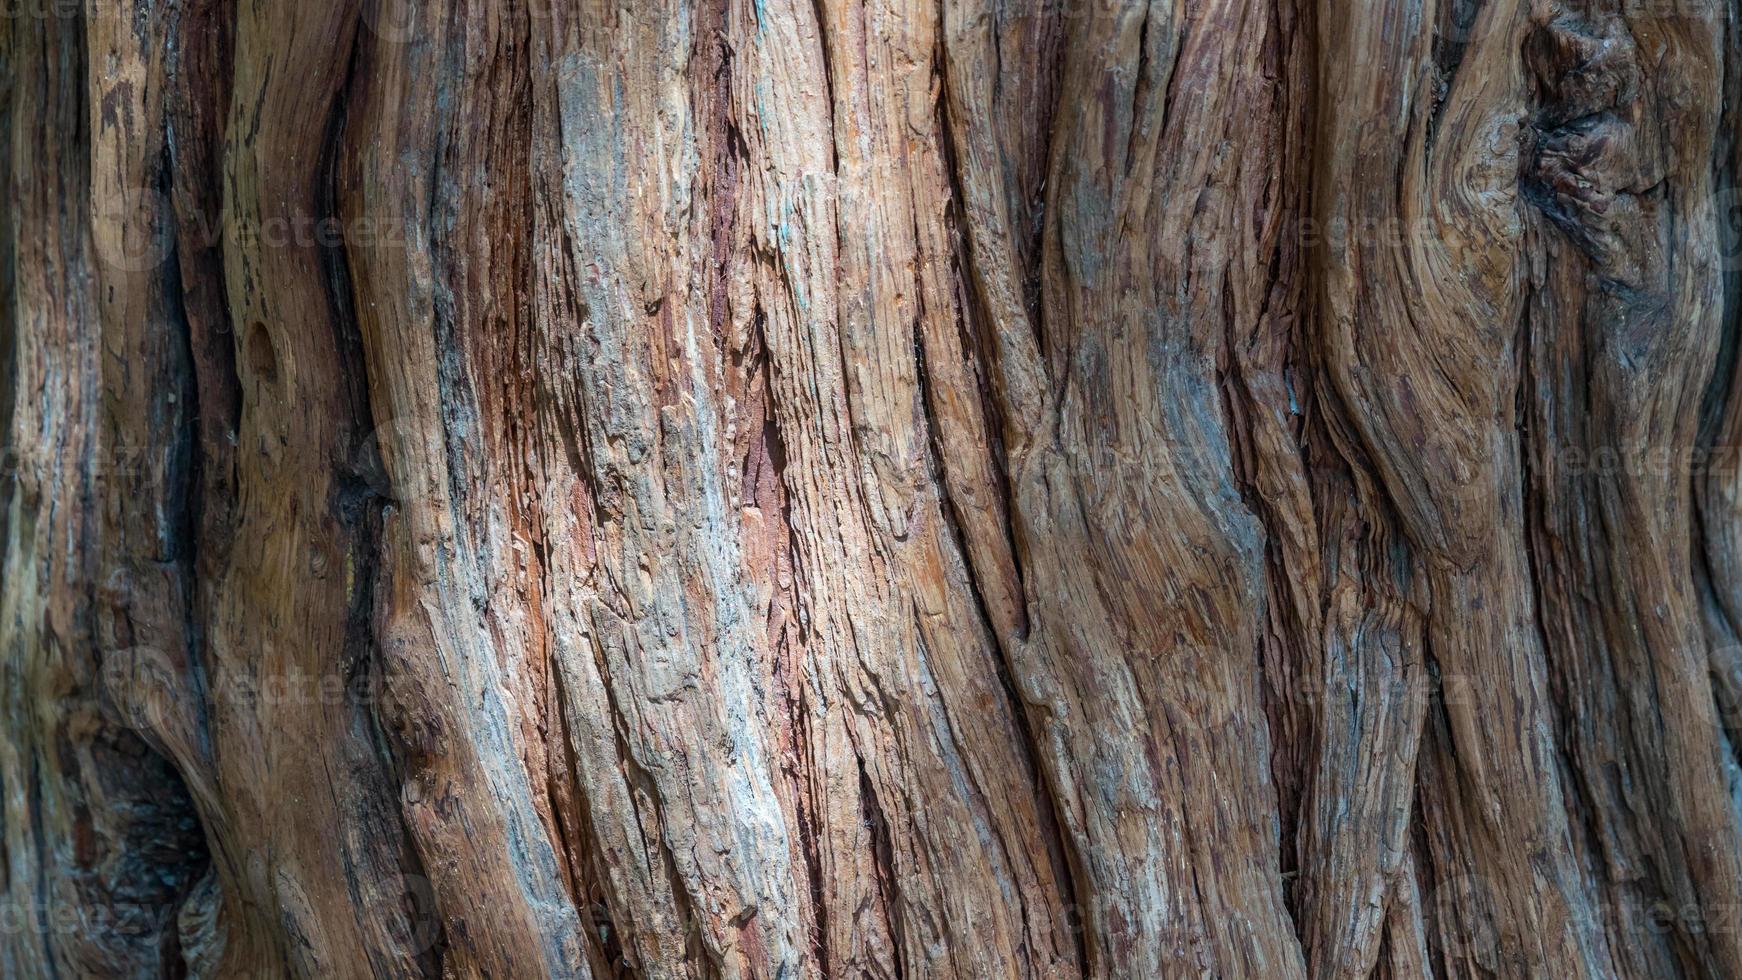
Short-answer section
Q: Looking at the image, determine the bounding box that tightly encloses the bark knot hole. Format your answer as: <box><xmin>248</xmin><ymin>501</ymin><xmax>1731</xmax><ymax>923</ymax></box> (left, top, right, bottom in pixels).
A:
<box><xmin>248</xmin><ymin>322</ymin><xmax>280</xmax><ymax>385</ymax></box>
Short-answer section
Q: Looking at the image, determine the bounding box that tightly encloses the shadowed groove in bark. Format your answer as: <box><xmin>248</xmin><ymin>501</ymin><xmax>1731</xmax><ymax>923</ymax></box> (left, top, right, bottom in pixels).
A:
<box><xmin>320</xmin><ymin>20</ymin><xmax>449</xmax><ymax>978</ymax></box>
<box><xmin>0</xmin><ymin>7</ymin><xmax>14</xmax><ymax>577</ymax></box>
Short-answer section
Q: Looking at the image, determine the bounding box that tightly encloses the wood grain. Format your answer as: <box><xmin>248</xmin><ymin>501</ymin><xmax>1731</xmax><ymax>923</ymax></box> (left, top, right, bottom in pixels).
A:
<box><xmin>5</xmin><ymin>0</ymin><xmax>1742</xmax><ymax>977</ymax></box>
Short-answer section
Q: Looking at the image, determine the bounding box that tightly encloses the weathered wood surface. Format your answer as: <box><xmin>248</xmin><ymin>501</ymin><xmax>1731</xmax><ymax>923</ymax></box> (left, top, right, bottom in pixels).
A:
<box><xmin>6</xmin><ymin>0</ymin><xmax>1742</xmax><ymax>977</ymax></box>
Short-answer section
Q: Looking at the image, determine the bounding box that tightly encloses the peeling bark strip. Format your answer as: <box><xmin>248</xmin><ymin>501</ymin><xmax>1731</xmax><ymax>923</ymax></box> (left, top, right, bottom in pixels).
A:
<box><xmin>7</xmin><ymin>0</ymin><xmax>1742</xmax><ymax>976</ymax></box>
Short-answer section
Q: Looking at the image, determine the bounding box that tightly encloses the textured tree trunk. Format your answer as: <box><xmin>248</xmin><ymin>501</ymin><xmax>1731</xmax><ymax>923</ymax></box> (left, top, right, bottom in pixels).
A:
<box><xmin>6</xmin><ymin>0</ymin><xmax>1742</xmax><ymax>976</ymax></box>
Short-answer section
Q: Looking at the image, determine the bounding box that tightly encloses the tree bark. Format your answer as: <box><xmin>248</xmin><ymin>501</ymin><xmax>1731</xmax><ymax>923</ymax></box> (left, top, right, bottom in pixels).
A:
<box><xmin>5</xmin><ymin>0</ymin><xmax>1742</xmax><ymax>976</ymax></box>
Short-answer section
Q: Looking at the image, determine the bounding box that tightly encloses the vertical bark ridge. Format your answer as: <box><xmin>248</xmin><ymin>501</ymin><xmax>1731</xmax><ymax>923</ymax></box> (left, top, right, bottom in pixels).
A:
<box><xmin>342</xmin><ymin>1</ymin><xmax>596</xmax><ymax>976</ymax></box>
<box><xmin>1208</xmin><ymin>0</ymin><xmax>1319</xmax><ymax>909</ymax></box>
<box><xmin>1313</xmin><ymin>0</ymin><xmax>1628</xmax><ymax>972</ymax></box>
<box><xmin>718</xmin><ymin>0</ymin><xmax>1081</xmax><ymax>973</ymax></box>
<box><xmin>1293</xmin><ymin>412</ymin><xmax>1430</xmax><ymax>979</ymax></box>
<box><xmin>1524</xmin><ymin>1</ymin><xmax>1742</xmax><ymax>975</ymax></box>
<box><xmin>140</xmin><ymin>0</ymin><xmax>440</xmax><ymax>972</ymax></box>
<box><xmin>1</xmin><ymin>15</ymin><xmax>97</xmax><ymax>978</ymax></box>
<box><xmin>86</xmin><ymin>0</ymin><xmax>224</xmax><ymax>976</ymax></box>
<box><xmin>3</xmin><ymin>5</ymin><xmax>212</xmax><ymax>976</ymax></box>
<box><xmin>537</xmin><ymin>2</ymin><xmax>812</xmax><ymax>973</ymax></box>
<box><xmin>1702</xmin><ymin>0</ymin><xmax>1742</xmax><ymax>790</ymax></box>
<box><xmin>938</xmin><ymin>0</ymin><xmax>1310</xmax><ymax>973</ymax></box>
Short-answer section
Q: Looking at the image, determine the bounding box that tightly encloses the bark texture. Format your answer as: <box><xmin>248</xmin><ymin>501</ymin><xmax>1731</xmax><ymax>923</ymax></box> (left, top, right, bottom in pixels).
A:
<box><xmin>6</xmin><ymin>0</ymin><xmax>1742</xmax><ymax>977</ymax></box>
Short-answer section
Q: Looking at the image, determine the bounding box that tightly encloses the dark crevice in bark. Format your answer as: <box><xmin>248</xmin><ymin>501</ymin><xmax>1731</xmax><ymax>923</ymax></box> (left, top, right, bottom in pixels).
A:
<box><xmin>1516</xmin><ymin>277</ymin><xmax>1615</xmax><ymax>942</ymax></box>
<box><xmin>0</xmin><ymin>19</ymin><xmax>14</xmax><ymax>572</ymax></box>
<box><xmin>931</xmin><ymin>65</ymin><xmax>1030</xmax><ymax>634</ymax></box>
<box><xmin>424</xmin><ymin>21</ymin><xmax>474</xmax><ymax>528</ymax></box>
<box><xmin>317</xmin><ymin>25</ymin><xmax>450</xmax><ymax>979</ymax></box>
<box><xmin>547</xmin><ymin>656</ymin><xmax>628</xmax><ymax>979</ymax></box>
<box><xmin>167</xmin><ymin>0</ymin><xmax>240</xmax><ymax>441</ymax></box>
<box><xmin>583</xmin><ymin>622</ymin><xmax>706</xmax><ymax>976</ymax></box>
<box><xmin>147</xmin><ymin>226</ymin><xmax>219</xmax><ymax>978</ymax></box>
<box><xmin>25</xmin><ymin>755</ymin><xmax>61</xmax><ymax>980</ymax></box>
<box><xmin>808</xmin><ymin>0</ymin><xmax>838</xmax><ymax>174</ymax></box>
<box><xmin>910</xmin><ymin>313</ymin><xmax>1080</xmax><ymax>973</ymax></box>
<box><xmin>1428</xmin><ymin>0</ymin><xmax>1482</xmax><ymax>144</ymax></box>
<box><xmin>150</xmin><ymin>154</ymin><xmax>195</xmax><ymax>561</ymax></box>
<box><xmin>912</xmin><ymin>321</ymin><xmax>1005</xmax><ymax>701</ymax></box>
<box><xmin>750</xmin><ymin>352</ymin><xmax>827</xmax><ymax>978</ymax></box>
<box><xmin>791</xmin><ymin>680</ymin><xmax>829</xmax><ymax>976</ymax></box>
<box><xmin>0</xmin><ymin>772</ymin><xmax>7</xmax><ymax>901</ymax></box>
<box><xmin>1215</xmin><ymin>272</ymin><xmax>1308</xmax><ymax>951</ymax></box>
<box><xmin>157</xmin><ymin>51</ymin><xmax>239</xmax><ymax>957</ymax></box>
<box><xmin>1404</xmin><ymin>777</ymin><xmax>1446</xmax><ymax>978</ymax></box>
<box><xmin>926</xmin><ymin>41</ymin><xmax>1089</xmax><ymax>961</ymax></box>
<box><xmin>1511</xmin><ymin>278</ymin><xmax>1570</xmax><ymax>733</ymax></box>
<box><xmin>540</xmin><ymin>665</ymin><xmax>586</xmax><ymax>912</ymax></box>
<box><xmin>153</xmin><ymin>149</ymin><xmax>222</xmax><ymax>775</ymax></box>
<box><xmin>738</xmin><ymin>296</ymin><xmax>834</xmax><ymax>980</ymax></box>
<box><xmin>1125</xmin><ymin>2</ymin><xmax>1155</xmax><ymax>179</ymax></box>
<box><xmin>854</xmin><ymin>751</ymin><xmax>906</xmax><ymax>980</ymax></box>
<box><xmin>319</xmin><ymin>35</ymin><xmax>392</xmax><ymax>698</ymax></box>
<box><xmin>1704</xmin><ymin>0</ymin><xmax>1742</xmax><ymax>766</ymax></box>
<box><xmin>0</xmin><ymin>8</ymin><xmax>13</xmax><ymax>912</ymax></box>
<box><xmin>317</xmin><ymin>31</ymin><xmax>376</xmax><ymax>457</ymax></box>
<box><xmin>1699</xmin><ymin>11</ymin><xmax>1742</xmax><ymax>480</ymax></box>
<box><xmin>1002</xmin><ymin>0</ymin><xmax>1066</xmax><ymax>336</ymax></box>
<box><xmin>961</xmin><ymin>4</ymin><xmax>1060</xmax><ymax>369</ymax></box>
<box><xmin>46</xmin><ymin>7</ymin><xmax>217</xmax><ymax>973</ymax></box>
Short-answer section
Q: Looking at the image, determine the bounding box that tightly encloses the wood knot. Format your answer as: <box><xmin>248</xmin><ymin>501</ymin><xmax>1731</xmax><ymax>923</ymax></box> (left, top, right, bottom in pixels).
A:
<box><xmin>247</xmin><ymin>322</ymin><xmax>280</xmax><ymax>385</ymax></box>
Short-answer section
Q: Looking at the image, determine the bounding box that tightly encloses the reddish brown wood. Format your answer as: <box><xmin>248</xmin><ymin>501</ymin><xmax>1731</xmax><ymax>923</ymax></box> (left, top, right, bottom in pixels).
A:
<box><xmin>5</xmin><ymin>0</ymin><xmax>1742</xmax><ymax>977</ymax></box>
